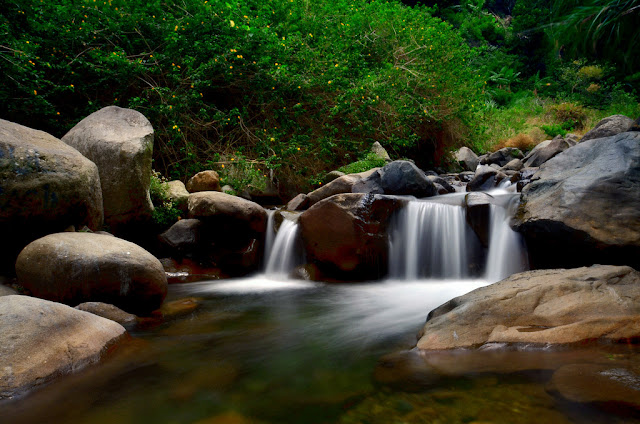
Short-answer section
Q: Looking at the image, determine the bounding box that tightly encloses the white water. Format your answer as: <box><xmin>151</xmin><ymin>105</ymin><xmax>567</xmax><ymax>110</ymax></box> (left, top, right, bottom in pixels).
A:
<box><xmin>388</xmin><ymin>201</ymin><xmax>473</xmax><ymax>279</ymax></box>
<box><xmin>263</xmin><ymin>211</ymin><xmax>304</xmax><ymax>278</ymax></box>
<box><xmin>388</xmin><ymin>189</ymin><xmax>528</xmax><ymax>282</ymax></box>
<box><xmin>485</xmin><ymin>200</ymin><xmax>529</xmax><ymax>281</ymax></box>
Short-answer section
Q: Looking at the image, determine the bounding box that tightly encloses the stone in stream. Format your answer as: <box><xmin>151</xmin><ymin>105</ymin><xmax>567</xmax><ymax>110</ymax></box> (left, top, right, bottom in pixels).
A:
<box><xmin>0</xmin><ymin>119</ymin><xmax>103</xmax><ymax>272</ymax></box>
<box><xmin>514</xmin><ymin>131</ymin><xmax>640</xmax><ymax>269</ymax></box>
<box><xmin>305</xmin><ymin>168</ymin><xmax>382</xmax><ymax>207</ymax></box>
<box><xmin>16</xmin><ymin>232</ymin><xmax>167</xmax><ymax>315</ymax></box>
<box><xmin>379</xmin><ymin>160</ymin><xmax>437</xmax><ymax>197</ymax></box>
<box><xmin>0</xmin><ymin>295</ymin><xmax>126</xmax><ymax>400</ymax></box>
<box><xmin>416</xmin><ymin>265</ymin><xmax>640</xmax><ymax>350</ymax></box>
<box><xmin>62</xmin><ymin>106</ymin><xmax>154</xmax><ymax>233</ymax></box>
<box><xmin>453</xmin><ymin>146</ymin><xmax>479</xmax><ymax>172</ymax></box>
<box><xmin>75</xmin><ymin>302</ymin><xmax>138</xmax><ymax>328</ymax></box>
<box><xmin>186</xmin><ymin>192</ymin><xmax>267</xmax><ymax>275</ymax></box>
<box><xmin>466</xmin><ymin>165</ymin><xmax>508</xmax><ymax>192</ymax></box>
<box><xmin>299</xmin><ymin>193</ymin><xmax>402</xmax><ymax>281</ymax></box>
<box><xmin>522</xmin><ymin>135</ymin><xmax>571</xmax><ymax>168</ymax></box>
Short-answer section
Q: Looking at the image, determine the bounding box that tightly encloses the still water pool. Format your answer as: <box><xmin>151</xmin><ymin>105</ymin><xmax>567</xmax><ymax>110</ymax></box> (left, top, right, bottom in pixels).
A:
<box><xmin>4</xmin><ymin>276</ymin><xmax>639</xmax><ymax>424</ymax></box>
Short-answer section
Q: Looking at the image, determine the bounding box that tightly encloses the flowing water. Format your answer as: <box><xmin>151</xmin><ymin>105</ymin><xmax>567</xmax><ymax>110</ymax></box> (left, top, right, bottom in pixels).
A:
<box><xmin>3</xmin><ymin>192</ymin><xmax>638</xmax><ymax>423</ymax></box>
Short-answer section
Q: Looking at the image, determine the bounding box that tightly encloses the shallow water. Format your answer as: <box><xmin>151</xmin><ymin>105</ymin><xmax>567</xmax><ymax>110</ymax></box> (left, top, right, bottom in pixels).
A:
<box><xmin>4</xmin><ymin>276</ymin><xmax>640</xmax><ymax>424</ymax></box>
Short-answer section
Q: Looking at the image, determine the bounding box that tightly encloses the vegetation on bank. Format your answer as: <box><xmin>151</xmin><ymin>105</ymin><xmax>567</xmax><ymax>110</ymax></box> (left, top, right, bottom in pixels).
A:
<box><xmin>1</xmin><ymin>0</ymin><xmax>638</xmax><ymax>194</ymax></box>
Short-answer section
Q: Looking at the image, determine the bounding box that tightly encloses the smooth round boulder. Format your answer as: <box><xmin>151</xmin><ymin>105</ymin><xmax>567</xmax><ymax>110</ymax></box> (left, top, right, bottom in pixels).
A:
<box><xmin>62</xmin><ymin>106</ymin><xmax>154</xmax><ymax>231</ymax></box>
<box><xmin>16</xmin><ymin>233</ymin><xmax>167</xmax><ymax>314</ymax></box>
<box><xmin>299</xmin><ymin>193</ymin><xmax>402</xmax><ymax>280</ymax></box>
<box><xmin>186</xmin><ymin>170</ymin><xmax>222</xmax><ymax>193</ymax></box>
<box><xmin>379</xmin><ymin>160</ymin><xmax>437</xmax><ymax>198</ymax></box>
<box><xmin>0</xmin><ymin>119</ymin><xmax>103</xmax><ymax>272</ymax></box>
<box><xmin>75</xmin><ymin>302</ymin><xmax>138</xmax><ymax>328</ymax></box>
<box><xmin>417</xmin><ymin>265</ymin><xmax>640</xmax><ymax>350</ymax></box>
<box><xmin>188</xmin><ymin>191</ymin><xmax>267</xmax><ymax>233</ymax></box>
<box><xmin>0</xmin><ymin>295</ymin><xmax>126</xmax><ymax>400</ymax></box>
<box><xmin>306</xmin><ymin>168</ymin><xmax>382</xmax><ymax>207</ymax></box>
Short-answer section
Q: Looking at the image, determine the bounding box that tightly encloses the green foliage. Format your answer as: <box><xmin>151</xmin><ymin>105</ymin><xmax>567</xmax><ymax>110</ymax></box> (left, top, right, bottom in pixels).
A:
<box><xmin>540</xmin><ymin>122</ymin><xmax>574</xmax><ymax>137</ymax></box>
<box><xmin>0</xmin><ymin>0</ymin><xmax>484</xmax><ymax>192</ymax></box>
<box><xmin>149</xmin><ymin>170</ymin><xmax>181</xmax><ymax>227</ymax></box>
<box><xmin>217</xmin><ymin>153</ymin><xmax>268</xmax><ymax>195</ymax></box>
<box><xmin>337</xmin><ymin>153</ymin><xmax>387</xmax><ymax>175</ymax></box>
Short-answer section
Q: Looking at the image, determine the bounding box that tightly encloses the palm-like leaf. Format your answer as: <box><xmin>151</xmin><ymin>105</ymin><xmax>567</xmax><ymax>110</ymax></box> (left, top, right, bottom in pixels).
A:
<box><xmin>550</xmin><ymin>0</ymin><xmax>640</xmax><ymax>71</ymax></box>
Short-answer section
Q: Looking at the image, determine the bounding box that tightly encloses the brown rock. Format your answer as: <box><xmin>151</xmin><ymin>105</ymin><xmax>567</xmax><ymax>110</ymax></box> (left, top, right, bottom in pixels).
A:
<box><xmin>75</xmin><ymin>302</ymin><xmax>138</xmax><ymax>327</ymax></box>
<box><xmin>417</xmin><ymin>265</ymin><xmax>640</xmax><ymax>350</ymax></box>
<box><xmin>299</xmin><ymin>193</ymin><xmax>401</xmax><ymax>280</ymax></box>
<box><xmin>188</xmin><ymin>191</ymin><xmax>267</xmax><ymax>233</ymax></box>
<box><xmin>0</xmin><ymin>295</ymin><xmax>126</xmax><ymax>400</ymax></box>
<box><xmin>16</xmin><ymin>232</ymin><xmax>167</xmax><ymax>315</ymax></box>
<box><xmin>186</xmin><ymin>170</ymin><xmax>222</xmax><ymax>193</ymax></box>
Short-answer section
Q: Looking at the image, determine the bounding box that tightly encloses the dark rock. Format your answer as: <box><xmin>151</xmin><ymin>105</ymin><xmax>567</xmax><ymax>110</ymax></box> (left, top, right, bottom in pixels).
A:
<box><xmin>480</xmin><ymin>147</ymin><xmax>524</xmax><ymax>167</ymax></box>
<box><xmin>299</xmin><ymin>193</ymin><xmax>402</xmax><ymax>280</ymax></box>
<box><xmin>380</xmin><ymin>160</ymin><xmax>437</xmax><ymax>198</ymax></box>
<box><xmin>458</xmin><ymin>171</ymin><xmax>475</xmax><ymax>183</ymax></box>
<box><xmin>188</xmin><ymin>191</ymin><xmax>267</xmax><ymax>233</ymax></box>
<box><xmin>0</xmin><ymin>119</ymin><xmax>103</xmax><ymax>273</ymax></box>
<box><xmin>581</xmin><ymin>114</ymin><xmax>634</xmax><ymax>142</ymax></box>
<box><xmin>514</xmin><ymin>132</ymin><xmax>640</xmax><ymax>269</ymax></box>
<box><xmin>158</xmin><ymin>219</ymin><xmax>202</xmax><ymax>254</ymax></box>
<box><xmin>466</xmin><ymin>165</ymin><xmax>508</xmax><ymax>192</ymax></box>
<box><xmin>286</xmin><ymin>193</ymin><xmax>310</xmax><ymax>211</ymax></box>
<box><xmin>464</xmin><ymin>192</ymin><xmax>495</xmax><ymax>247</ymax></box>
<box><xmin>426</xmin><ymin>175</ymin><xmax>455</xmax><ymax>193</ymax></box>
<box><xmin>352</xmin><ymin>169</ymin><xmax>384</xmax><ymax>194</ymax></box>
<box><xmin>307</xmin><ymin>169</ymin><xmax>380</xmax><ymax>206</ymax></box>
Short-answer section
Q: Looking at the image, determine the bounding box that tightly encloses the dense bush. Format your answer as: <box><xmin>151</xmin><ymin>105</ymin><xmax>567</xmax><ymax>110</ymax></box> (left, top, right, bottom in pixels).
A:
<box><xmin>0</xmin><ymin>0</ymin><xmax>484</xmax><ymax>193</ymax></box>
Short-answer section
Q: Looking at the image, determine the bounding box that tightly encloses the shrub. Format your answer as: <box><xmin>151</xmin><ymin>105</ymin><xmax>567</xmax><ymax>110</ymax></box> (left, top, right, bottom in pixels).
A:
<box><xmin>149</xmin><ymin>171</ymin><xmax>181</xmax><ymax>227</ymax></box>
<box><xmin>550</xmin><ymin>102</ymin><xmax>588</xmax><ymax>129</ymax></box>
<box><xmin>337</xmin><ymin>153</ymin><xmax>387</xmax><ymax>175</ymax></box>
<box><xmin>0</xmin><ymin>0</ymin><xmax>485</xmax><ymax>194</ymax></box>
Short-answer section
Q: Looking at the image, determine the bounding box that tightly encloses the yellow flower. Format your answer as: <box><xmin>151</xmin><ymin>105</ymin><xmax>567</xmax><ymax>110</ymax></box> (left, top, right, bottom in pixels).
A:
<box><xmin>230</xmin><ymin>20</ymin><xmax>235</xmax><ymax>27</ymax></box>
<box><xmin>33</xmin><ymin>90</ymin><xmax>37</xmax><ymax>95</ymax></box>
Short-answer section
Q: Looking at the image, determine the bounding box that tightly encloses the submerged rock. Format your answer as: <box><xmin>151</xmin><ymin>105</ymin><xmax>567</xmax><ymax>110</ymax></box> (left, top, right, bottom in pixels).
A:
<box><xmin>0</xmin><ymin>295</ymin><xmax>126</xmax><ymax>400</ymax></box>
<box><xmin>417</xmin><ymin>265</ymin><xmax>640</xmax><ymax>350</ymax></box>
<box><xmin>16</xmin><ymin>232</ymin><xmax>167</xmax><ymax>315</ymax></box>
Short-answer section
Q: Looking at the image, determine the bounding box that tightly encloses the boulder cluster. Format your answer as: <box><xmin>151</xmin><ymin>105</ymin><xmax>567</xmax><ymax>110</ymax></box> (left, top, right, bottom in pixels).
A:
<box><xmin>1</xmin><ymin>104</ymin><xmax>639</xmax><ymax>402</ymax></box>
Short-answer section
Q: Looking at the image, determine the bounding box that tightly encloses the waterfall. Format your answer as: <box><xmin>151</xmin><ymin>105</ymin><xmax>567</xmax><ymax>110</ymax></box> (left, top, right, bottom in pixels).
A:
<box><xmin>264</xmin><ymin>211</ymin><xmax>304</xmax><ymax>277</ymax></box>
<box><xmin>388</xmin><ymin>200</ymin><xmax>474</xmax><ymax>279</ymax></box>
<box><xmin>388</xmin><ymin>191</ymin><xmax>528</xmax><ymax>282</ymax></box>
<box><xmin>485</xmin><ymin>199</ymin><xmax>529</xmax><ymax>281</ymax></box>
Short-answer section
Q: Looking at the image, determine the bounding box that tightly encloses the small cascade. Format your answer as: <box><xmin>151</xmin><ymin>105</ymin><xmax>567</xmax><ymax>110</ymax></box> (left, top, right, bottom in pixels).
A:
<box><xmin>388</xmin><ymin>190</ymin><xmax>528</xmax><ymax>282</ymax></box>
<box><xmin>388</xmin><ymin>200</ymin><xmax>474</xmax><ymax>279</ymax></box>
<box><xmin>264</xmin><ymin>212</ymin><xmax>304</xmax><ymax>277</ymax></box>
<box><xmin>485</xmin><ymin>199</ymin><xmax>529</xmax><ymax>281</ymax></box>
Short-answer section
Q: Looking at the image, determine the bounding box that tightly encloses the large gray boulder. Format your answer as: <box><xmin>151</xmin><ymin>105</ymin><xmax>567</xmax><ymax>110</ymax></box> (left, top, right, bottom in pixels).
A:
<box><xmin>0</xmin><ymin>119</ymin><xmax>103</xmax><ymax>271</ymax></box>
<box><xmin>299</xmin><ymin>193</ymin><xmax>402</xmax><ymax>281</ymax></box>
<box><xmin>0</xmin><ymin>295</ymin><xmax>126</xmax><ymax>400</ymax></box>
<box><xmin>16</xmin><ymin>232</ymin><xmax>167</xmax><ymax>314</ymax></box>
<box><xmin>188</xmin><ymin>191</ymin><xmax>267</xmax><ymax>233</ymax></box>
<box><xmin>62</xmin><ymin>106</ymin><xmax>154</xmax><ymax>232</ymax></box>
<box><xmin>580</xmin><ymin>114</ymin><xmax>634</xmax><ymax>143</ymax></box>
<box><xmin>514</xmin><ymin>132</ymin><xmax>640</xmax><ymax>268</ymax></box>
<box><xmin>417</xmin><ymin>265</ymin><xmax>640</xmax><ymax>350</ymax></box>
